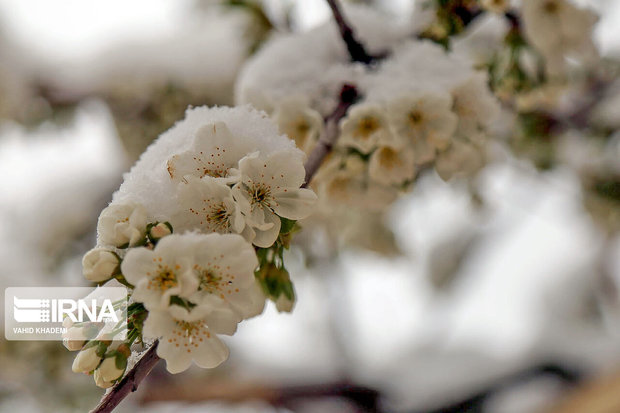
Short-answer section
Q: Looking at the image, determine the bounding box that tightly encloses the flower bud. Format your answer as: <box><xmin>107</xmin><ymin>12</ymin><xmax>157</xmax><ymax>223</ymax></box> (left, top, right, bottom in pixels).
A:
<box><xmin>82</xmin><ymin>248</ymin><xmax>120</xmax><ymax>282</ymax></box>
<box><xmin>93</xmin><ymin>368</ymin><xmax>114</xmax><ymax>389</ymax></box>
<box><xmin>63</xmin><ymin>338</ymin><xmax>85</xmax><ymax>351</ymax></box>
<box><xmin>97</xmin><ymin>203</ymin><xmax>147</xmax><ymax>248</ymax></box>
<box><xmin>72</xmin><ymin>345</ymin><xmax>101</xmax><ymax>373</ymax></box>
<box><xmin>275</xmin><ymin>294</ymin><xmax>294</xmax><ymax>313</ymax></box>
<box><xmin>96</xmin><ymin>353</ymin><xmax>126</xmax><ymax>383</ymax></box>
<box><xmin>148</xmin><ymin>222</ymin><xmax>172</xmax><ymax>242</ymax></box>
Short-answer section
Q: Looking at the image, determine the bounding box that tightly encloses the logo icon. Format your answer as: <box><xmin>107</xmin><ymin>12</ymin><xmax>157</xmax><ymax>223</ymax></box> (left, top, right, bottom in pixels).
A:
<box><xmin>4</xmin><ymin>287</ymin><xmax>127</xmax><ymax>341</ymax></box>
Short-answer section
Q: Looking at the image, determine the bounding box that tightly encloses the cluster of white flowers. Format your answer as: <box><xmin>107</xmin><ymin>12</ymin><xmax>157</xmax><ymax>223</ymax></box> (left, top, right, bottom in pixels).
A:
<box><xmin>237</xmin><ymin>7</ymin><xmax>500</xmax><ymax>215</ymax></box>
<box><xmin>67</xmin><ymin>106</ymin><xmax>317</xmax><ymax>384</ymax></box>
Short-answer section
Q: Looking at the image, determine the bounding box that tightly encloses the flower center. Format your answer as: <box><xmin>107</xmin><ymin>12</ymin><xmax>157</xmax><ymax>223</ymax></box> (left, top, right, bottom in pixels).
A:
<box><xmin>150</xmin><ymin>266</ymin><xmax>178</xmax><ymax>291</ymax></box>
<box><xmin>197</xmin><ymin>269</ymin><xmax>222</xmax><ymax>294</ymax></box>
<box><xmin>378</xmin><ymin>147</ymin><xmax>402</xmax><ymax>170</ymax></box>
<box><xmin>408</xmin><ymin>110</ymin><xmax>423</xmax><ymax>126</ymax></box>
<box><xmin>355</xmin><ymin>116</ymin><xmax>380</xmax><ymax>139</ymax></box>
<box><xmin>250</xmin><ymin>183</ymin><xmax>272</xmax><ymax>210</ymax></box>
<box><xmin>543</xmin><ymin>0</ymin><xmax>558</xmax><ymax>13</ymax></box>
<box><xmin>206</xmin><ymin>203</ymin><xmax>231</xmax><ymax>230</ymax></box>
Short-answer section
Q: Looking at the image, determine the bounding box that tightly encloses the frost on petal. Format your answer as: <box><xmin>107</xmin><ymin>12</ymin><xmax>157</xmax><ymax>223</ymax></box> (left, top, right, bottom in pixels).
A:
<box><xmin>167</xmin><ymin>122</ymin><xmax>255</xmax><ymax>184</ymax></box>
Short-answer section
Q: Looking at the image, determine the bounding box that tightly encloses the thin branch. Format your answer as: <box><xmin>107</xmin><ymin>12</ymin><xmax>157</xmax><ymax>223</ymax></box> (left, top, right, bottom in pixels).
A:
<box><xmin>90</xmin><ymin>341</ymin><xmax>161</xmax><ymax>413</ymax></box>
<box><xmin>303</xmin><ymin>84</ymin><xmax>359</xmax><ymax>187</ymax></box>
<box><xmin>326</xmin><ymin>0</ymin><xmax>374</xmax><ymax>64</ymax></box>
<box><xmin>139</xmin><ymin>379</ymin><xmax>381</xmax><ymax>412</ymax></box>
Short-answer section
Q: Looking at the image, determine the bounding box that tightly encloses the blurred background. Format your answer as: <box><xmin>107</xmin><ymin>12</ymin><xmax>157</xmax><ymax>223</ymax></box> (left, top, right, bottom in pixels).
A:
<box><xmin>1</xmin><ymin>0</ymin><xmax>620</xmax><ymax>412</ymax></box>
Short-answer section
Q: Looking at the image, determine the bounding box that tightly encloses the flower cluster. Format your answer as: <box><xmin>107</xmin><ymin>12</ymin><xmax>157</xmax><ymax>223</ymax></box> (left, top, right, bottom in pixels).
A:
<box><xmin>235</xmin><ymin>8</ymin><xmax>500</xmax><ymax>253</ymax></box>
<box><xmin>67</xmin><ymin>106</ymin><xmax>317</xmax><ymax>385</ymax></box>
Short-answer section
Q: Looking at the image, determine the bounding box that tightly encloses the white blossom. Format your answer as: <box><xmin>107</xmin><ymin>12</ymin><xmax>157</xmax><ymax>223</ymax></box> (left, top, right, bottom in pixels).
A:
<box><xmin>121</xmin><ymin>235</ymin><xmax>199</xmax><ymax>311</ymax></box>
<box><xmin>387</xmin><ymin>93</ymin><xmax>458</xmax><ymax>164</ymax></box>
<box><xmin>233</xmin><ymin>151</ymin><xmax>317</xmax><ymax>248</ymax></box>
<box><xmin>97</xmin><ymin>203</ymin><xmax>148</xmax><ymax>248</ymax></box>
<box><xmin>166</xmin><ymin>122</ymin><xmax>254</xmax><ymax>184</ymax></box>
<box><xmin>521</xmin><ymin>0</ymin><xmax>598</xmax><ymax>76</ymax></box>
<box><xmin>175</xmin><ymin>175</ymin><xmax>249</xmax><ymax>238</ymax></box>
<box><xmin>185</xmin><ymin>233</ymin><xmax>265</xmax><ymax>320</ymax></box>
<box><xmin>435</xmin><ymin>138</ymin><xmax>485</xmax><ymax>181</ymax></box>
<box><xmin>272</xmin><ymin>96</ymin><xmax>324</xmax><ymax>154</ymax></box>
<box><xmin>368</xmin><ymin>144</ymin><xmax>416</xmax><ymax>186</ymax></box>
<box><xmin>112</xmin><ymin>105</ymin><xmax>300</xmax><ymax>224</ymax></box>
<box><xmin>318</xmin><ymin>155</ymin><xmax>398</xmax><ymax>210</ymax></box>
<box><xmin>451</xmin><ymin>73</ymin><xmax>500</xmax><ymax>143</ymax></box>
<box><xmin>339</xmin><ymin>103</ymin><xmax>391</xmax><ymax>154</ymax></box>
<box><xmin>82</xmin><ymin>248</ymin><xmax>119</xmax><ymax>283</ymax></box>
<box><xmin>143</xmin><ymin>305</ymin><xmax>230</xmax><ymax>374</ymax></box>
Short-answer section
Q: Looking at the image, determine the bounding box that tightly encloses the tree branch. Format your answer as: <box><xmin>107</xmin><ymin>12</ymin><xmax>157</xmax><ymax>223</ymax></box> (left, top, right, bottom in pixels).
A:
<box><xmin>325</xmin><ymin>0</ymin><xmax>374</xmax><ymax>64</ymax></box>
<box><xmin>303</xmin><ymin>84</ymin><xmax>359</xmax><ymax>187</ymax></box>
<box><xmin>90</xmin><ymin>341</ymin><xmax>161</xmax><ymax>413</ymax></box>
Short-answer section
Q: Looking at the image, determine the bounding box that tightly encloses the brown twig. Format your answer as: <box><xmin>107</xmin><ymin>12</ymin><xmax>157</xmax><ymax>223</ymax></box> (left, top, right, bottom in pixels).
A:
<box><xmin>90</xmin><ymin>341</ymin><xmax>161</xmax><ymax>413</ymax></box>
<box><xmin>303</xmin><ymin>84</ymin><xmax>359</xmax><ymax>187</ymax></box>
<box><xmin>325</xmin><ymin>0</ymin><xmax>375</xmax><ymax>64</ymax></box>
<box><xmin>139</xmin><ymin>379</ymin><xmax>380</xmax><ymax>412</ymax></box>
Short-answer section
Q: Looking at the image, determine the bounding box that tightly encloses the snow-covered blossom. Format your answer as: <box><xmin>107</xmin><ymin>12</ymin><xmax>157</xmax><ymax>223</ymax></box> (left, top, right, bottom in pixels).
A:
<box><xmin>339</xmin><ymin>103</ymin><xmax>391</xmax><ymax>154</ymax></box>
<box><xmin>233</xmin><ymin>151</ymin><xmax>317</xmax><ymax>247</ymax></box>
<box><xmin>143</xmin><ymin>305</ymin><xmax>230</xmax><ymax>374</ymax></box>
<box><xmin>121</xmin><ymin>235</ymin><xmax>199</xmax><ymax>311</ymax></box>
<box><xmin>387</xmin><ymin>93</ymin><xmax>458</xmax><ymax>164</ymax></box>
<box><xmin>111</xmin><ymin>105</ymin><xmax>312</xmax><ymax>249</ymax></box>
<box><xmin>82</xmin><ymin>248</ymin><xmax>119</xmax><ymax>282</ymax></box>
<box><xmin>176</xmin><ymin>175</ymin><xmax>248</xmax><ymax>237</ymax></box>
<box><xmin>97</xmin><ymin>203</ymin><xmax>148</xmax><ymax>248</ymax></box>
<box><xmin>166</xmin><ymin>122</ymin><xmax>253</xmax><ymax>184</ymax></box>
<box><xmin>521</xmin><ymin>0</ymin><xmax>598</xmax><ymax>76</ymax></box>
<box><xmin>368</xmin><ymin>144</ymin><xmax>416</xmax><ymax>186</ymax></box>
<box><xmin>272</xmin><ymin>97</ymin><xmax>324</xmax><ymax>154</ymax></box>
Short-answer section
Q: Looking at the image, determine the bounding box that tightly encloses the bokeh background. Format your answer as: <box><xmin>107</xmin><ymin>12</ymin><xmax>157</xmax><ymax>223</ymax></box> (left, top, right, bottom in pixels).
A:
<box><xmin>1</xmin><ymin>0</ymin><xmax>620</xmax><ymax>412</ymax></box>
